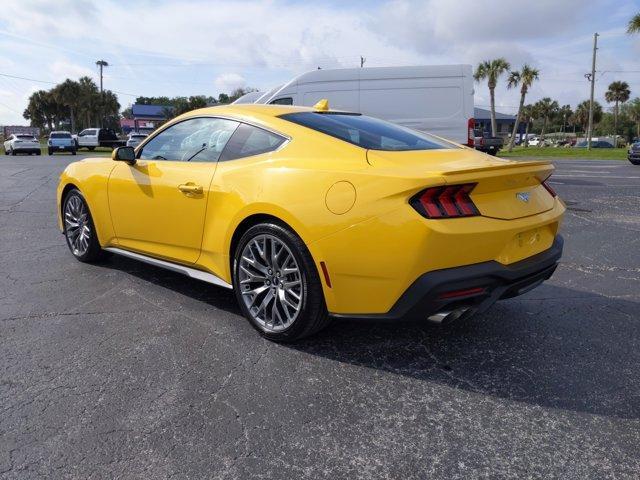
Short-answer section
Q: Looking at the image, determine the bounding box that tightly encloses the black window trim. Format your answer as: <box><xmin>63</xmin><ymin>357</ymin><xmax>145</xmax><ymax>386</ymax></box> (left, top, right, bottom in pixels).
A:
<box><xmin>135</xmin><ymin>114</ymin><xmax>290</xmax><ymax>162</ymax></box>
<box><xmin>269</xmin><ymin>97</ymin><xmax>293</xmax><ymax>106</ymax></box>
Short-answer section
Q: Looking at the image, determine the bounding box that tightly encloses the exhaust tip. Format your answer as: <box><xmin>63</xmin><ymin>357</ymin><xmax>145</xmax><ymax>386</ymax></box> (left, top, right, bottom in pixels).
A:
<box><xmin>427</xmin><ymin>307</ymin><xmax>470</xmax><ymax>325</ymax></box>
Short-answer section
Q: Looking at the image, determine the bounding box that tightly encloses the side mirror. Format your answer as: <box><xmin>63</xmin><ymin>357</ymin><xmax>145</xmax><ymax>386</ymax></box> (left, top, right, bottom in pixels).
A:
<box><xmin>112</xmin><ymin>146</ymin><xmax>136</xmax><ymax>164</ymax></box>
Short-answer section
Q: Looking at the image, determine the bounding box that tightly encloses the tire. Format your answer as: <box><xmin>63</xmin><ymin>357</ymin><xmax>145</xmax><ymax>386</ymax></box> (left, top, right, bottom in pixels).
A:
<box><xmin>233</xmin><ymin>222</ymin><xmax>330</xmax><ymax>342</ymax></box>
<box><xmin>48</xmin><ymin>149</ymin><xmax>53</xmax><ymax>155</ymax></box>
<box><xmin>10</xmin><ymin>148</ymin><xmax>15</xmax><ymax>156</ymax></box>
<box><xmin>62</xmin><ymin>189</ymin><xmax>104</xmax><ymax>263</ymax></box>
<box><xmin>71</xmin><ymin>149</ymin><xmax>76</xmax><ymax>155</ymax></box>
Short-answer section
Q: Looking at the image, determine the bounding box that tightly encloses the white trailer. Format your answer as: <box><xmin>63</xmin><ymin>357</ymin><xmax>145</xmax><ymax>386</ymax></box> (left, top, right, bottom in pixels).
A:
<box><xmin>246</xmin><ymin>65</ymin><xmax>475</xmax><ymax>145</ymax></box>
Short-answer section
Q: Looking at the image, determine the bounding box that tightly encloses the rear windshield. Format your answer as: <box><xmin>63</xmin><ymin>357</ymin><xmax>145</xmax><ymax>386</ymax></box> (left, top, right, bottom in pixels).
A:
<box><xmin>50</xmin><ymin>133</ymin><xmax>71</xmax><ymax>139</ymax></box>
<box><xmin>16</xmin><ymin>134</ymin><xmax>35</xmax><ymax>139</ymax></box>
<box><xmin>279</xmin><ymin>112</ymin><xmax>456</xmax><ymax>151</ymax></box>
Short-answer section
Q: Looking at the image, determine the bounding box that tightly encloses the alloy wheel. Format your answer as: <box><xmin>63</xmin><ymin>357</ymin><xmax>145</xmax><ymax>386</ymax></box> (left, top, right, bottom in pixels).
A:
<box><xmin>64</xmin><ymin>195</ymin><xmax>91</xmax><ymax>257</ymax></box>
<box><xmin>238</xmin><ymin>234</ymin><xmax>303</xmax><ymax>332</ymax></box>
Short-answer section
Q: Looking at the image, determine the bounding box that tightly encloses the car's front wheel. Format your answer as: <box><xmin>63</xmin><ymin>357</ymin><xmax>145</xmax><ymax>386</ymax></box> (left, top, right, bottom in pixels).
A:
<box><xmin>62</xmin><ymin>189</ymin><xmax>104</xmax><ymax>263</ymax></box>
<box><xmin>233</xmin><ymin>222</ymin><xmax>330</xmax><ymax>342</ymax></box>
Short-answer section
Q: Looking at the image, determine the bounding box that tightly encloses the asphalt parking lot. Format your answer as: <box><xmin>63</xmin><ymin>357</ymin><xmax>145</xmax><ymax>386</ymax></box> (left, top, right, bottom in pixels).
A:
<box><xmin>1</xmin><ymin>154</ymin><xmax>639</xmax><ymax>479</ymax></box>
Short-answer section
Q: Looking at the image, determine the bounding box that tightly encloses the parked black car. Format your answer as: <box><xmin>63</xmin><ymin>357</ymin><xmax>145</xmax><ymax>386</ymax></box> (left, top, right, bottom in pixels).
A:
<box><xmin>575</xmin><ymin>140</ymin><xmax>614</xmax><ymax>148</ymax></box>
<box><xmin>628</xmin><ymin>142</ymin><xmax>640</xmax><ymax>165</ymax></box>
<box><xmin>473</xmin><ymin>128</ymin><xmax>503</xmax><ymax>155</ymax></box>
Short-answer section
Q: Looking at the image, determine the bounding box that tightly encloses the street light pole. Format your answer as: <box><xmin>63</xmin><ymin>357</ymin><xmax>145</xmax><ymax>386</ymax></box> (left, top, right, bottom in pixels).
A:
<box><xmin>587</xmin><ymin>33</ymin><xmax>598</xmax><ymax>150</ymax></box>
<box><xmin>96</xmin><ymin>60</ymin><xmax>109</xmax><ymax>128</ymax></box>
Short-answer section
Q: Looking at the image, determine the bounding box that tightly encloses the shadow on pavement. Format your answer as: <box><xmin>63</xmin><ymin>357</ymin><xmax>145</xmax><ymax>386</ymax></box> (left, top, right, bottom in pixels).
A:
<box><xmin>99</xmin><ymin>254</ymin><xmax>639</xmax><ymax>420</ymax></box>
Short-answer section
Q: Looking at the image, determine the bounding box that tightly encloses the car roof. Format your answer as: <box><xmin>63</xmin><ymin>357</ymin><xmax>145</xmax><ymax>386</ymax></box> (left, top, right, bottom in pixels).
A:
<box><xmin>173</xmin><ymin>103</ymin><xmax>350</xmax><ymax>136</ymax></box>
<box><xmin>180</xmin><ymin>103</ymin><xmax>318</xmax><ymax>119</ymax></box>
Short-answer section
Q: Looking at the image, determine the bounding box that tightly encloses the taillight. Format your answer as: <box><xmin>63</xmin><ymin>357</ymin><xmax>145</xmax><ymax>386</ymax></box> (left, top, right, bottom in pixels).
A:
<box><xmin>410</xmin><ymin>183</ymin><xmax>480</xmax><ymax>219</ymax></box>
<box><xmin>542</xmin><ymin>180</ymin><xmax>556</xmax><ymax>197</ymax></box>
<box><xmin>467</xmin><ymin>118</ymin><xmax>475</xmax><ymax>147</ymax></box>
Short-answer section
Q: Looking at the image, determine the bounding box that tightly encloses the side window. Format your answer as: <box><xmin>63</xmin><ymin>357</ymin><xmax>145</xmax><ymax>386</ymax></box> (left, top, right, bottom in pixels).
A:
<box><xmin>139</xmin><ymin>117</ymin><xmax>239</xmax><ymax>162</ymax></box>
<box><xmin>270</xmin><ymin>97</ymin><xmax>293</xmax><ymax>105</ymax></box>
<box><xmin>221</xmin><ymin>123</ymin><xmax>286</xmax><ymax>161</ymax></box>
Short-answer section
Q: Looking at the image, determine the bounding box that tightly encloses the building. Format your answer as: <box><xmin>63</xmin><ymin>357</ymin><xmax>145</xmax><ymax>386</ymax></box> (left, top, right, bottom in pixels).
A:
<box><xmin>473</xmin><ymin>107</ymin><xmax>524</xmax><ymax>139</ymax></box>
<box><xmin>120</xmin><ymin>104</ymin><xmax>173</xmax><ymax>134</ymax></box>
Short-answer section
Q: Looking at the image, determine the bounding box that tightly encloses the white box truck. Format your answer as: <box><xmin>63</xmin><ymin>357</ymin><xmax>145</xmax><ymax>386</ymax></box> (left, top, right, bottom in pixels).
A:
<box><xmin>243</xmin><ymin>65</ymin><xmax>475</xmax><ymax>146</ymax></box>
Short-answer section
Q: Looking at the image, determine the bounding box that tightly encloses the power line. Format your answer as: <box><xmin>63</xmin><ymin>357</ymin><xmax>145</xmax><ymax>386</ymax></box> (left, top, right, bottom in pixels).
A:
<box><xmin>0</xmin><ymin>72</ymin><xmax>57</xmax><ymax>85</ymax></box>
<box><xmin>0</xmin><ymin>72</ymin><xmax>138</xmax><ymax>98</ymax></box>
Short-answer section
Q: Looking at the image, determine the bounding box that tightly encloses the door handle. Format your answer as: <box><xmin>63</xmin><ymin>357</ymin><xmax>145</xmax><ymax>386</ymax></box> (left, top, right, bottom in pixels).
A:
<box><xmin>178</xmin><ymin>183</ymin><xmax>203</xmax><ymax>194</ymax></box>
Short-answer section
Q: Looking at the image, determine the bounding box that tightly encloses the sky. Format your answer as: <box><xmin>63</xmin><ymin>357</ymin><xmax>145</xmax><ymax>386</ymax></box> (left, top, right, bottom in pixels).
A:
<box><xmin>0</xmin><ymin>0</ymin><xmax>639</xmax><ymax>125</ymax></box>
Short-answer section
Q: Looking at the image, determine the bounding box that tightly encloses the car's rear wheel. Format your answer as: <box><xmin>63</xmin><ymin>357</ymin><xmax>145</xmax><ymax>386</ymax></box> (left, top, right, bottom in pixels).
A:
<box><xmin>63</xmin><ymin>189</ymin><xmax>104</xmax><ymax>263</ymax></box>
<box><xmin>233</xmin><ymin>222</ymin><xmax>330</xmax><ymax>342</ymax></box>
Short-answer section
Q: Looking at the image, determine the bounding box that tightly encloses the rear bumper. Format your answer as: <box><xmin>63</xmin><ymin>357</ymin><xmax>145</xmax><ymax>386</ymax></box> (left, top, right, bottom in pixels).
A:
<box><xmin>49</xmin><ymin>144</ymin><xmax>75</xmax><ymax>151</ymax></box>
<box><xmin>475</xmin><ymin>145</ymin><xmax>501</xmax><ymax>153</ymax></box>
<box><xmin>12</xmin><ymin>146</ymin><xmax>41</xmax><ymax>153</ymax></box>
<box><xmin>331</xmin><ymin>235</ymin><xmax>563</xmax><ymax>321</ymax></box>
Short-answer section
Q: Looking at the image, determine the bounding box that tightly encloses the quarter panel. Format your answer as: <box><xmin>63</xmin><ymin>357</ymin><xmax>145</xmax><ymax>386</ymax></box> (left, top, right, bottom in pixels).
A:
<box><xmin>57</xmin><ymin>158</ymin><xmax>117</xmax><ymax>246</ymax></box>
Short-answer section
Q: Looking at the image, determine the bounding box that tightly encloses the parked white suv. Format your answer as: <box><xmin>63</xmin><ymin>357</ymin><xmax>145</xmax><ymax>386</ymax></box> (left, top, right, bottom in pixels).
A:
<box><xmin>4</xmin><ymin>134</ymin><xmax>41</xmax><ymax>155</ymax></box>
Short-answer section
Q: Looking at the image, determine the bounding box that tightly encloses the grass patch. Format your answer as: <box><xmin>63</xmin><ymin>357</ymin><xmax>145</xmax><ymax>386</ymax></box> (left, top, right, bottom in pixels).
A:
<box><xmin>499</xmin><ymin>146</ymin><xmax>628</xmax><ymax>160</ymax></box>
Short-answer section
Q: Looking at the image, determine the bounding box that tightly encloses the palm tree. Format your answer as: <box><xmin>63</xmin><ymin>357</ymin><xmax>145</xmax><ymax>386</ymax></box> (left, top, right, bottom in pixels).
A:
<box><xmin>506</xmin><ymin>64</ymin><xmax>539</xmax><ymax>151</ymax></box>
<box><xmin>474</xmin><ymin>58</ymin><xmax>510</xmax><ymax>137</ymax></box>
<box><xmin>627</xmin><ymin>13</ymin><xmax>640</xmax><ymax>34</ymax></box>
<box><xmin>77</xmin><ymin>76</ymin><xmax>99</xmax><ymax>129</ymax></box>
<box><xmin>605</xmin><ymin>81</ymin><xmax>631</xmax><ymax>136</ymax></box>
<box><xmin>622</xmin><ymin>98</ymin><xmax>640</xmax><ymax>139</ymax></box>
<box><xmin>520</xmin><ymin>104</ymin><xmax>534</xmax><ymax>147</ymax></box>
<box><xmin>533</xmin><ymin>97</ymin><xmax>559</xmax><ymax>145</ymax></box>
<box><xmin>574</xmin><ymin>100</ymin><xmax>603</xmax><ymax>133</ymax></box>
<box><xmin>53</xmin><ymin>79</ymin><xmax>82</xmax><ymax>133</ymax></box>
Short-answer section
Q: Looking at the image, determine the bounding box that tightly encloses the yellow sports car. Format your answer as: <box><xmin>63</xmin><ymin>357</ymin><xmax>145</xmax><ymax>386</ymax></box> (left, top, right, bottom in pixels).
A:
<box><xmin>57</xmin><ymin>101</ymin><xmax>564</xmax><ymax>341</ymax></box>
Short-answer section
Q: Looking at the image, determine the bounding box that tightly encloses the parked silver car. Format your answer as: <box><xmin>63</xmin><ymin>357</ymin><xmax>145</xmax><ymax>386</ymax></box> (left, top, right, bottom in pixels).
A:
<box><xmin>126</xmin><ymin>133</ymin><xmax>148</xmax><ymax>148</ymax></box>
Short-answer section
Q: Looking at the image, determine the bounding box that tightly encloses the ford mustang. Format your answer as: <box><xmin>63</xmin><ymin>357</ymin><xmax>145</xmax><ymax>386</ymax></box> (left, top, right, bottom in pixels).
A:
<box><xmin>57</xmin><ymin>101</ymin><xmax>565</xmax><ymax>341</ymax></box>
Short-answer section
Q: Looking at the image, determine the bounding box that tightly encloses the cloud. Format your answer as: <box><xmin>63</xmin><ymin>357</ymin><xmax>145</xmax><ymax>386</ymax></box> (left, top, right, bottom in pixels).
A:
<box><xmin>49</xmin><ymin>60</ymin><xmax>96</xmax><ymax>82</ymax></box>
<box><xmin>214</xmin><ymin>73</ymin><xmax>246</xmax><ymax>94</ymax></box>
<box><xmin>0</xmin><ymin>0</ymin><xmax>638</xmax><ymax>124</ymax></box>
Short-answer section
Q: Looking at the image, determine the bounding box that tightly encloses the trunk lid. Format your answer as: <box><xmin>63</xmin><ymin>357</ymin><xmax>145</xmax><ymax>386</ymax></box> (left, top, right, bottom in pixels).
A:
<box><xmin>367</xmin><ymin>148</ymin><xmax>555</xmax><ymax>220</ymax></box>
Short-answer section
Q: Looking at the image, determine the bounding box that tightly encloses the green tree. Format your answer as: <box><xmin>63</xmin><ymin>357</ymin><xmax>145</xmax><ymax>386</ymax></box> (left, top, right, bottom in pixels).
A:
<box><xmin>627</xmin><ymin>13</ymin><xmax>640</xmax><ymax>34</ymax></box>
<box><xmin>533</xmin><ymin>97</ymin><xmax>559</xmax><ymax>144</ymax></box>
<box><xmin>604</xmin><ymin>80</ymin><xmax>631</xmax><ymax>135</ymax></box>
<box><xmin>77</xmin><ymin>76</ymin><xmax>99</xmax><ymax>130</ymax></box>
<box><xmin>506</xmin><ymin>64</ymin><xmax>539</xmax><ymax>151</ymax></box>
<box><xmin>474</xmin><ymin>58</ymin><xmax>511</xmax><ymax>137</ymax></box>
<box><xmin>557</xmin><ymin>104</ymin><xmax>574</xmax><ymax>133</ymax></box>
<box><xmin>520</xmin><ymin>104</ymin><xmax>534</xmax><ymax>147</ymax></box>
<box><xmin>52</xmin><ymin>79</ymin><xmax>82</xmax><ymax>133</ymax></box>
<box><xmin>574</xmin><ymin>100</ymin><xmax>603</xmax><ymax>133</ymax></box>
<box><xmin>622</xmin><ymin>98</ymin><xmax>640</xmax><ymax>138</ymax></box>
<box><xmin>23</xmin><ymin>90</ymin><xmax>54</xmax><ymax>130</ymax></box>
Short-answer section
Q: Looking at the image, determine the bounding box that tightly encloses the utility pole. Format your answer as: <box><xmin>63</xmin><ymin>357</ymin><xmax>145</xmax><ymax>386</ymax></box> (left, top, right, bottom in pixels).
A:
<box><xmin>360</xmin><ymin>56</ymin><xmax>366</xmax><ymax>68</ymax></box>
<box><xmin>96</xmin><ymin>60</ymin><xmax>108</xmax><ymax>128</ymax></box>
<box><xmin>586</xmin><ymin>33</ymin><xmax>598</xmax><ymax>150</ymax></box>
